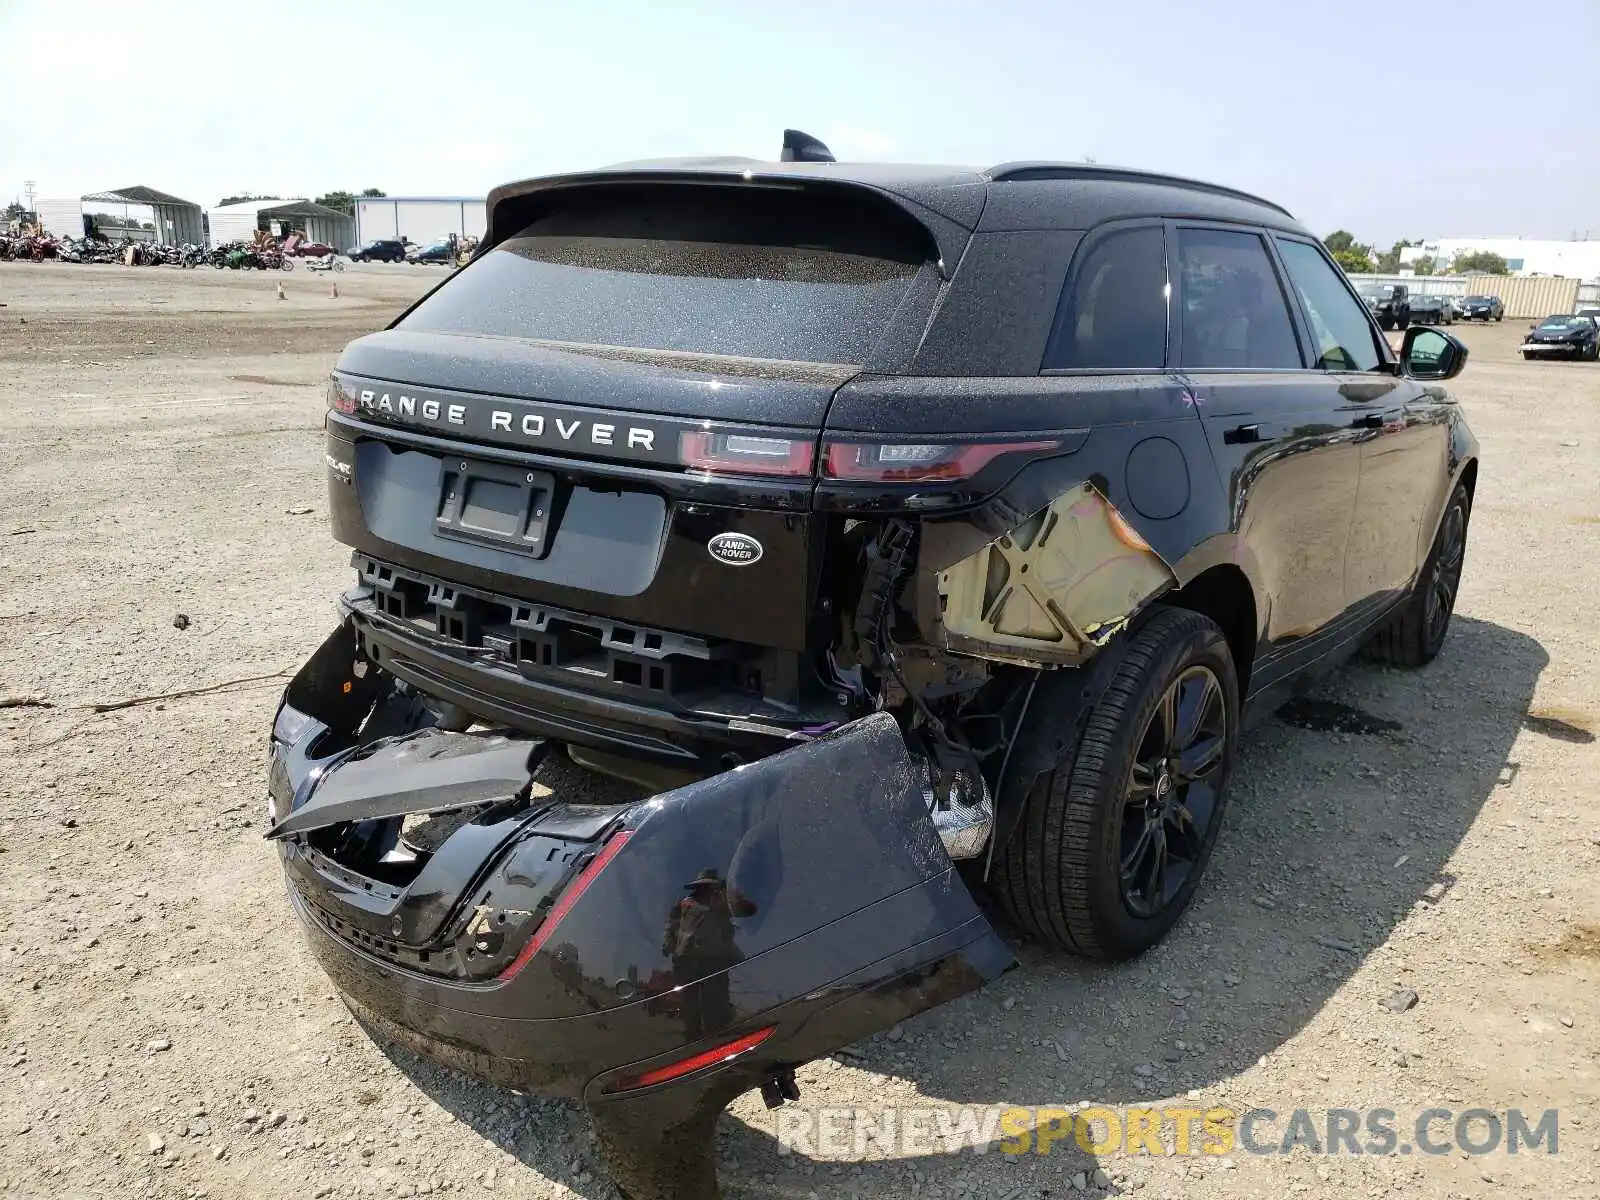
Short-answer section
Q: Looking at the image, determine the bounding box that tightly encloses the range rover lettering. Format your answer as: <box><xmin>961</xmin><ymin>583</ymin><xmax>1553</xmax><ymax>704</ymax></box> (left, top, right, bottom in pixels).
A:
<box><xmin>264</xmin><ymin>132</ymin><xmax>1478</xmax><ymax>1200</ymax></box>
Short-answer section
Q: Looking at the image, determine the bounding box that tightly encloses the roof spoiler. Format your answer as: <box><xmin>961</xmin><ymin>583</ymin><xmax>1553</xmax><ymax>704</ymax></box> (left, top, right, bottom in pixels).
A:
<box><xmin>480</xmin><ymin>168</ymin><xmax>976</xmax><ymax>276</ymax></box>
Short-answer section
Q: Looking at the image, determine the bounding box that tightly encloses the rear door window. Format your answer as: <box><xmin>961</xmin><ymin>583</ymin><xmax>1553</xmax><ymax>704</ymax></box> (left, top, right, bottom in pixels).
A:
<box><xmin>1273</xmin><ymin>238</ymin><xmax>1385</xmax><ymax>372</ymax></box>
<box><xmin>1175</xmin><ymin>228</ymin><xmax>1303</xmax><ymax>370</ymax></box>
<box><xmin>396</xmin><ymin>188</ymin><xmax>931</xmax><ymax>366</ymax></box>
<box><xmin>1043</xmin><ymin>225</ymin><xmax>1168</xmax><ymax>370</ymax></box>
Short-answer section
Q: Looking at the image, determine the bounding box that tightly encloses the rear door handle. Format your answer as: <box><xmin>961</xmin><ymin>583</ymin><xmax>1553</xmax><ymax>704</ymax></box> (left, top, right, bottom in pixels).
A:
<box><xmin>1223</xmin><ymin>423</ymin><xmax>1261</xmax><ymax>445</ymax></box>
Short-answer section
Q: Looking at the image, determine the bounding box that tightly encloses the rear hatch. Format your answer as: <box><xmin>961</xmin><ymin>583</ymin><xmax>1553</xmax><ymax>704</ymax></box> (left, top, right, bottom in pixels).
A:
<box><xmin>326</xmin><ymin>183</ymin><xmax>948</xmax><ymax>656</ymax></box>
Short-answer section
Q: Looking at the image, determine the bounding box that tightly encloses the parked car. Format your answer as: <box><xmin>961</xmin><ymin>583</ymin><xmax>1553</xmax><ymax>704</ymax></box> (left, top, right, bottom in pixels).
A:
<box><xmin>406</xmin><ymin>239</ymin><xmax>455</xmax><ymax>264</ymax></box>
<box><xmin>266</xmin><ymin>142</ymin><xmax>1478</xmax><ymax>1200</ymax></box>
<box><xmin>1356</xmin><ymin>281</ymin><xmax>1411</xmax><ymax>330</ymax></box>
<box><xmin>1408</xmin><ymin>294</ymin><xmax>1453</xmax><ymax>325</ymax></box>
<box><xmin>346</xmin><ymin>239</ymin><xmax>406</xmax><ymax>263</ymax></box>
<box><xmin>1458</xmin><ymin>294</ymin><xmax>1504</xmax><ymax>322</ymax></box>
<box><xmin>288</xmin><ymin>240</ymin><xmax>337</xmax><ymax>258</ymax></box>
<box><xmin>1521</xmin><ymin>313</ymin><xmax>1600</xmax><ymax>360</ymax></box>
<box><xmin>1576</xmin><ymin>305</ymin><xmax>1600</xmax><ymax>325</ymax></box>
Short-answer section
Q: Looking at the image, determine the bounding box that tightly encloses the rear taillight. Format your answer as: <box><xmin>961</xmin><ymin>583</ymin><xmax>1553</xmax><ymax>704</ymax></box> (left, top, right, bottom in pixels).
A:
<box><xmin>605</xmin><ymin>1026</ymin><xmax>777</xmax><ymax>1093</ymax></box>
<box><xmin>498</xmin><ymin>830</ymin><xmax>633</xmax><ymax>982</ymax></box>
<box><xmin>679</xmin><ymin>431</ymin><xmax>814</xmax><ymax>477</ymax></box>
<box><xmin>327</xmin><ymin>377</ymin><xmax>356</xmax><ymax>415</ymax></box>
<box><xmin>822</xmin><ymin>439</ymin><xmax>1060</xmax><ymax>483</ymax></box>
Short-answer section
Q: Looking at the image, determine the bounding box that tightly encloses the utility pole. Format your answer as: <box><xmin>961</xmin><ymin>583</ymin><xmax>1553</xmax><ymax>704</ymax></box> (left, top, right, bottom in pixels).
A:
<box><xmin>23</xmin><ymin>179</ymin><xmax>37</xmax><ymax>218</ymax></box>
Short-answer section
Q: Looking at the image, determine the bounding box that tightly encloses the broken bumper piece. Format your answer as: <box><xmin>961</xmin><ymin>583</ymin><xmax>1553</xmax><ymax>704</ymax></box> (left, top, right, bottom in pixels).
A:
<box><xmin>267</xmin><ymin>623</ymin><xmax>1013</xmax><ymax>1200</ymax></box>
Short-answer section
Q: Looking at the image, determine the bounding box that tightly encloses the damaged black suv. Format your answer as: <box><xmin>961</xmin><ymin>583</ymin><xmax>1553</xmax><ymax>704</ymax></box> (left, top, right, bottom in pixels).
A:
<box><xmin>267</xmin><ymin>134</ymin><xmax>1477</xmax><ymax>1199</ymax></box>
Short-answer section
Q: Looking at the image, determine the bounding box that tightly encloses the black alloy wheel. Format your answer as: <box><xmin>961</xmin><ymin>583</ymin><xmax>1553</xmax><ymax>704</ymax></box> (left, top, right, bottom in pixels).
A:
<box><xmin>993</xmin><ymin>607</ymin><xmax>1240</xmax><ymax>960</ymax></box>
<box><xmin>1368</xmin><ymin>480</ymin><xmax>1471</xmax><ymax>667</ymax></box>
<box><xmin>1424</xmin><ymin>498</ymin><xmax>1466</xmax><ymax>648</ymax></box>
<box><xmin>1119</xmin><ymin>665</ymin><xmax>1227</xmax><ymax>919</ymax></box>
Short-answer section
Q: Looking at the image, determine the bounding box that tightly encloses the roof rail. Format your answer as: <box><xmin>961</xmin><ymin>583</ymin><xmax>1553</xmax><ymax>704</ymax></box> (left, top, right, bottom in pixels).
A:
<box><xmin>985</xmin><ymin>162</ymin><xmax>1293</xmax><ymax>218</ymax></box>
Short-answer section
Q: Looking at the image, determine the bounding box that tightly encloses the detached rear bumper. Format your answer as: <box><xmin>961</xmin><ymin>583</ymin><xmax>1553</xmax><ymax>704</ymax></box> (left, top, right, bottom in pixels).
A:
<box><xmin>267</xmin><ymin>623</ymin><xmax>1012</xmax><ymax>1198</ymax></box>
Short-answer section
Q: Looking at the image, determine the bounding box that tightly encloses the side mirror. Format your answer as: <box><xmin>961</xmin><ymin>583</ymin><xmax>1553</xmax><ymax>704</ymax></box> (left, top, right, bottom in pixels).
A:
<box><xmin>1400</xmin><ymin>326</ymin><xmax>1467</xmax><ymax>381</ymax></box>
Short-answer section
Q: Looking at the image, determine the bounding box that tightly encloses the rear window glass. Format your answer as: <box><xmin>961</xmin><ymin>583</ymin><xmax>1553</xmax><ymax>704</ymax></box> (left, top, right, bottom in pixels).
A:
<box><xmin>397</xmin><ymin>188</ymin><xmax>930</xmax><ymax>365</ymax></box>
<box><xmin>1044</xmin><ymin>225</ymin><xmax>1169</xmax><ymax>370</ymax></box>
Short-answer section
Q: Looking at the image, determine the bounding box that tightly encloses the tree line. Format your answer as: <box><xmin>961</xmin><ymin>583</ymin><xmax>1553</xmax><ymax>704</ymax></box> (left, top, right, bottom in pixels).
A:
<box><xmin>214</xmin><ymin>188</ymin><xmax>387</xmax><ymax>215</ymax></box>
<box><xmin>1322</xmin><ymin>230</ymin><xmax>1509</xmax><ymax>277</ymax></box>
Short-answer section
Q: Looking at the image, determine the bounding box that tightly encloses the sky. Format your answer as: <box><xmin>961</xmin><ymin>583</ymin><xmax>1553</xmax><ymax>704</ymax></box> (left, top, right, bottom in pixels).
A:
<box><xmin>2</xmin><ymin>0</ymin><xmax>1596</xmax><ymax>246</ymax></box>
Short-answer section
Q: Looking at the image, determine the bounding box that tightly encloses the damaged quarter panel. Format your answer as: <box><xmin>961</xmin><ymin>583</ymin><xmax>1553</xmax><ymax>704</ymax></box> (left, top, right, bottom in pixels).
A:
<box><xmin>822</xmin><ymin>371</ymin><xmax>1227</xmax><ymax>666</ymax></box>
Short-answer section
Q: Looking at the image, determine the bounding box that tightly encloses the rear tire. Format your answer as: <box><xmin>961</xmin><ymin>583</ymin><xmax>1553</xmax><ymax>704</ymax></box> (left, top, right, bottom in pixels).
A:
<box><xmin>1366</xmin><ymin>481</ymin><xmax>1470</xmax><ymax>668</ymax></box>
<box><xmin>993</xmin><ymin>608</ymin><xmax>1239</xmax><ymax>961</ymax></box>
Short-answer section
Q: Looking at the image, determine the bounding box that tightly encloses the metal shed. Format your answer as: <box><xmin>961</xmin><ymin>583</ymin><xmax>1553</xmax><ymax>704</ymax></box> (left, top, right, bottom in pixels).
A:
<box><xmin>205</xmin><ymin>199</ymin><xmax>355</xmax><ymax>249</ymax></box>
<box><xmin>81</xmin><ymin>186</ymin><xmax>204</xmax><ymax>245</ymax></box>
<box><xmin>34</xmin><ymin>198</ymin><xmax>86</xmax><ymax>239</ymax></box>
<box><xmin>355</xmin><ymin>196</ymin><xmax>486</xmax><ymax>248</ymax></box>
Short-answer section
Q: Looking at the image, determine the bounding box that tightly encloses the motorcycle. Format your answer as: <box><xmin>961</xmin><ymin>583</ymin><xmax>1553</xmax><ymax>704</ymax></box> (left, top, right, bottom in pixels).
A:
<box><xmin>305</xmin><ymin>254</ymin><xmax>345</xmax><ymax>273</ymax></box>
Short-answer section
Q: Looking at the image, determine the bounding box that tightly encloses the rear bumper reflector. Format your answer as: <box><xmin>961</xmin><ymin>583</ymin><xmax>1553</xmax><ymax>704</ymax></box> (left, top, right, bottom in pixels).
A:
<box><xmin>608</xmin><ymin>1026</ymin><xmax>777</xmax><ymax>1093</ymax></box>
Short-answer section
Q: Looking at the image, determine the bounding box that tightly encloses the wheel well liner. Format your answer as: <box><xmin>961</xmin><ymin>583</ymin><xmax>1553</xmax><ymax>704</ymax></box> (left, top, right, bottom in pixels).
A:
<box><xmin>1161</xmin><ymin>565</ymin><xmax>1257</xmax><ymax>694</ymax></box>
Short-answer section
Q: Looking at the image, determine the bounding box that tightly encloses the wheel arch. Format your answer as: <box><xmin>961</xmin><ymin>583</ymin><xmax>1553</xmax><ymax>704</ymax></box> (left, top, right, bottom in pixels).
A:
<box><xmin>984</xmin><ymin>559</ymin><xmax>1259</xmax><ymax>873</ymax></box>
<box><xmin>1159</xmin><ymin>564</ymin><xmax>1258</xmax><ymax>696</ymax></box>
<box><xmin>1457</xmin><ymin>456</ymin><xmax>1478</xmax><ymax>506</ymax></box>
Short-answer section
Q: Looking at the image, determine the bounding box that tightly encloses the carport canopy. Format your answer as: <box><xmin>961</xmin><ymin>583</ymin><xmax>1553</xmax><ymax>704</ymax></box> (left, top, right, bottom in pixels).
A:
<box><xmin>80</xmin><ymin>185</ymin><xmax>204</xmax><ymax>245</ymax></box>
<box><xmin>258</xmin><ymin>200</ymin><xmax>356</xmax><ymax>249</ymax></box>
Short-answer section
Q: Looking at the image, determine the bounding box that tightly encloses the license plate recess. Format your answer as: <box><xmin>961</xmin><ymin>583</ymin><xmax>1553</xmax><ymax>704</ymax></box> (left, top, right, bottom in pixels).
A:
<box><xmin>434</xmin><ymin>458</ymin><xmax>555</xmax><ymax>559</ymax></box>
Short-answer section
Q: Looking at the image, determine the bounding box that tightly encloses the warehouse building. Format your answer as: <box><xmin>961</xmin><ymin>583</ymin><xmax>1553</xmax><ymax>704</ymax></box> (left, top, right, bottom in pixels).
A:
<box><xmin>1402</xmin><ymin>237</ymin><xmax>1600</xmax><ymax>282</ymax></box>
<box><xmin>205</xmin><ymin>198</ymin><xmax>354</xmax><ymax>249</ymax></box>
<box><xmin>355</xmin><ymin>195</ymin><xmax>486</xmax><ymax>248</ymax></box>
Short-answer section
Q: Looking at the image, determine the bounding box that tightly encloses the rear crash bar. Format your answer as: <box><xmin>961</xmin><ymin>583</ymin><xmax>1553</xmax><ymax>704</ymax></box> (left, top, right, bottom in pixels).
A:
<box><xmin>266</xmin><ymin>623</ymin><xmax>1014</xmax><ymax>1200</ymax></box>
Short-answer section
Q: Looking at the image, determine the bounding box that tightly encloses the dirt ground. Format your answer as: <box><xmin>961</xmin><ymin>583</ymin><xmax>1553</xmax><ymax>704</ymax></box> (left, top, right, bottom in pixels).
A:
<box><xmin>1</xmin><ymin>262</ymin><xmax>1597</xmax><ymax>1200</ymax></box>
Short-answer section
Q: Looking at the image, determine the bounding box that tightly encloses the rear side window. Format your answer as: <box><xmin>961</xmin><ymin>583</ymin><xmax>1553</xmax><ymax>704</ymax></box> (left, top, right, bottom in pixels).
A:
<box><xmin>1045</xmin><ymin>225</ymin><xmax>1168</xmax><ymax>370</ymax></box>
<box><xmin>1176</xmin><ymin>228</ymin><xmax>1302</xmax><ymax>370</ymax></box>
<box><xmin>1274</xmin><ymin>238</ymin><xmax>1384</xmax><ymax>372</ymax></box>
<box><xmin>396</xmin><ymin>187</ymin><xmax>931</xmax><ymax>366</ymax></box>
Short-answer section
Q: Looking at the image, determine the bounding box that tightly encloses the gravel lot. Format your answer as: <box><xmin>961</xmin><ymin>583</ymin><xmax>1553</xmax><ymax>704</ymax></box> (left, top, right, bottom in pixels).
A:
<box><xmin>1</xmin><ymin>262</ymin><xmax>1597</xmax><ymax>1200</ymax></box>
